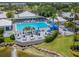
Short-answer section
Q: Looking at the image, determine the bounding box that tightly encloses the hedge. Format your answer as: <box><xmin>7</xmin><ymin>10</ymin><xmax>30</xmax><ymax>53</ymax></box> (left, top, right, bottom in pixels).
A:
<box><xmin>44</xmin><ymin>30</ymin><xmax>58</xmax><ymax>43</ymax></box>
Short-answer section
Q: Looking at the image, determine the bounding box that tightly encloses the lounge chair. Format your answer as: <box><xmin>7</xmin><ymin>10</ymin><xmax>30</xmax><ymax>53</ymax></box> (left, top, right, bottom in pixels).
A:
<box><xmin>31</xmin><ymin>37</ymin><xmax>35</xmax><ymax>40</ymax></box>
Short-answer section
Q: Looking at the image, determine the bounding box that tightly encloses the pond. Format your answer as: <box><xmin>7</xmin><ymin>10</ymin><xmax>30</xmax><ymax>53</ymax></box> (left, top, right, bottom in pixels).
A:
<box><xmin>0</xmin><ymin>46</ymin><xmax>57</xmax><ymax>57</ymax></box>
<box><xmin>0</xmin><ymin>47</ymin><xmax>11</xmax><ymax>57</ymax></box>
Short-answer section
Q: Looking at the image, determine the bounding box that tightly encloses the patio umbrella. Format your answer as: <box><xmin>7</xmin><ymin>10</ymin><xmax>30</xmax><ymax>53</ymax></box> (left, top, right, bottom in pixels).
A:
<box><xmin>47</xmin><ymin>30</ymin><xmax>51</xmax><ymax>32</ymax></box>
<box><xmin>50</xmin><ymin>24</ymin><xmax>59</xmax><ymax>30</ymax></box>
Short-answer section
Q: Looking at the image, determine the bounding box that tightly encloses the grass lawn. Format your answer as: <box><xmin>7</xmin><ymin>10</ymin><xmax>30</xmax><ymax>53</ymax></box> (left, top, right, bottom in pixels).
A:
<box><xmin>4</xmin><ymin>37</ymin><xmax>15</xmax><ymax>43</ymax></box>
<box><xmin>36</xmin><ymin>35</ymin><xmax>75</xmax><ymax>57</ymax></box>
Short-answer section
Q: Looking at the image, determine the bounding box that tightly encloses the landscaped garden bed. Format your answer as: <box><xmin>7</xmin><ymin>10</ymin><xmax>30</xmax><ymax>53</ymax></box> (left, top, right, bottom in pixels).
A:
<box><xmin>71</xmin><ymin>50</ymin><xmax>79</xmax><ymax>57</ymax></box>
<box><xmin>70</xmin><ymin>46</ymin><xmax>79</xmax><ymax>57</ymax></box>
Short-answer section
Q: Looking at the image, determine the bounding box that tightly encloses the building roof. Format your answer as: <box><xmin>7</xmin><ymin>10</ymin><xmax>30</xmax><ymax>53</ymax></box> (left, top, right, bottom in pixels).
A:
<box><xmin>0</xmin><ymin>11</ymin><xmax>45</xmax><ymax>19</ymax></box>
<box><xmin>0</xmin><ymin>12</ymin><xmax>7</xmax><ymax>18</ymax></box>
<box><xmin>15</xmin><ymin>11</ymin><xmax>36</xmax><ymax>18</ymax></box>
<box><xmin>61</xmin><ymin>12</ymin><xmax>75</xmax><ymax>18</ymax></box>
<box><xmin>54</xmin><ymin>17</ymin><xmax>67</xmax><ymax>22</ymax></box>
<box><xmin>15</xmin><ymin>11</ymin><xmax>45</xmax><ymax>19</ymax></box>
<box><xmin>0</xmin><ymin>19</ymin><xmax>12</xmax><ymax>27</ymax></box>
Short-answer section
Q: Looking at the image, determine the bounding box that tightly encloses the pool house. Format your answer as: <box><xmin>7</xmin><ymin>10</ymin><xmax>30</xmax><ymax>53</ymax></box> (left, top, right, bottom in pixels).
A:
<box><xmin>13</xmin><ymin>11</ymin><xmax>46</xmax><ymax>23</ymax></box>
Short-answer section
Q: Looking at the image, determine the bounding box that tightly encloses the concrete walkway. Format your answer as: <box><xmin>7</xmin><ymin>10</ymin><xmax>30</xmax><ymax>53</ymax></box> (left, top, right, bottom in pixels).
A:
<box><xmin>11</xmin><ymin>45</ymin><xmax>17</xmax><ymax>57</ymax></box>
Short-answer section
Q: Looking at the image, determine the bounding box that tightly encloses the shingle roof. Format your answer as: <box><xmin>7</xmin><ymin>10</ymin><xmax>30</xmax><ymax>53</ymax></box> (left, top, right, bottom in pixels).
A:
<box><xmin>61</xmin><ymin>12</ymin><xmax>75</xmax><ymax>18</ymax></box>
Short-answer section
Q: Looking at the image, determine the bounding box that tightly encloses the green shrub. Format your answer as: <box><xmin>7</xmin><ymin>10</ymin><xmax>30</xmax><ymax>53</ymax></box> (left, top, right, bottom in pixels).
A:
<box><xmin>70</xmin><ymin>49</ymin><xmax>79</xmax><ymax>57</ymax></box>
<box><xmin>76</xmin><ymin>26</ymin><xmax>79</xmax><ymax>31</ymax></box>
<box><xmin>45</xmin><ymin>36</ymin><xmax>53</xmax><ymax>43</ymax></box>
<box><xmin>74</xmin><ymin>35</ymin><xmax>79</xmax><ymax>41</ymax></box>
<box><xmin>44</xmin><ymin>30</ymin><xmax>58</xmax><ymax>43</ymax></box>
<box><xmin>0</xmin><ymin>34</ymin><xmax>3</xmax><ymax>37</ymax></box>
<box><xmin>0</xmin><ymin>28</ymin><xmax>4</xmax><ymax>43</ymax></box>
<box><xmin>6</xmin><ymin>11</ymin><xmax>14</xmax><ymax>18</ymax></box>
<box><xmin>0</xmin><ymin>28</ymin><xmax>4</xmax><ymax>34</ymax></box>
<box><xmin>0</xmin><ymin>37</ymin><xmax>4</xmax><ymax>43</ymax></box>
<box><xmin>10</xmin><ymin>34</ymin><xmax>15</xmax><ymax>40</ymax></box>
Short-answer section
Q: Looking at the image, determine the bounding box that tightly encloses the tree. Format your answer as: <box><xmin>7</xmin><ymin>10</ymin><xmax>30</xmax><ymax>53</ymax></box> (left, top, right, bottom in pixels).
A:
<box><xmin>0</xmin><ymin>28</ymin><xmax>4</xmax><ymax>34</ymax></box>
<box><xmin>64</xmin><ymin>21</ymin><xmax>74</xmax><ymax>31</ymax></box>
<box><xmin>0</xmin><ymin>37</ymin><xmax>4</xmax><ymax>43</ymax></box>
<box><xmin>10</xmin><ymin>34</ymin><xmax>15</xmax><ymax>40</ymax></box>
<box><xmin>52</xmin><ymin>14</ymin><xmax>57</xmax><ymax>23</ymax></box>
<box><xmin>75</xmin><ymin>26</ymin><xmax>79</xmax><ymax>31</ymax></box>
<box><xmin>73</xmin><ymin>6</ymin><xmax>79</xmax><ymax>13</ymax></box>
<box><xmin>61</xmin><ymin>8</ymin><xmax>71</xmax><ymax>12</ymax></box>
<box><xmin>30</xmin><ymin>4</ymin><xmax>56</xmax><ymax>17</ymax></box>
<box><xmin>6</xmin><ymin>11</ymin><xmax>14</xmax><ymax>18</ymax></box>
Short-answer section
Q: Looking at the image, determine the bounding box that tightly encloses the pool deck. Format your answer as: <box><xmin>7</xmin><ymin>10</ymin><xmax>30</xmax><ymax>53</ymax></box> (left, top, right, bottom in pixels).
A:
<box><xmin>13</xmin><ymin>24</ymin><xmax>17</xmax><ymax>33</ymax></box>
<box><xmin>15</xmin><ymin>30</ymin><xmax>48</xmax><ymax>46</ymax></box>
<box><xmin>14</xmin><ymin>21</ymin><xmax>50</xmax><ymax>46</ymax></box>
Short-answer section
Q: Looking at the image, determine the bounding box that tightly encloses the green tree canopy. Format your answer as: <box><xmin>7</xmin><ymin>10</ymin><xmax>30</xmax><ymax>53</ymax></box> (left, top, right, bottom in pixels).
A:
<box><xmin>30</xmin><ymin>4</ymin><xmax>57</xmax><ymax>17</ymax></box>
<box><xmin>64</xmin><ymin>21</ymin><xmax>74</xmax><ymax>28</ymax></box>
<box><xmin>10</xmin><ymin>34</ymin><xmax>15</xmax><ymax>40</ymax></box>
<box><xmin>73</xmin><ymin>6</ymin><xmax>79</xmax><ymax>13</ymax></box>
<box><xmin>6</xmin><ymin>11</ymin><xmax>14</xmax><ymax>18</ymax></box>
<box><xmin>0</xmin><ymin>37</ymin><xmax>4</xmax><ymax>43</ymax></box>
<box><xmin>0</xmin><ymin>28</ymin><xmax>4</xmax><ymax>34</ymax></box>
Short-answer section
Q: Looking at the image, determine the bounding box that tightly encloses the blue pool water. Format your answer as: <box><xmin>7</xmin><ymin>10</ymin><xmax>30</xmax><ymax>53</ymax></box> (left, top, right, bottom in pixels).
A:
<box><xmin>16</xmin><ymin>22</ymin><xmax>49</xmax><ymax>31</ymax></box>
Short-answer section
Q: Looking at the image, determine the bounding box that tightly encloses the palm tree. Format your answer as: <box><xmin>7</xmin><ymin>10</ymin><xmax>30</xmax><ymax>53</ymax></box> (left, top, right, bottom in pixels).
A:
<box><xmin>70</xmin><ymin>8</ymin><xmax>77</xmax><ymax>50</ymax></box>
<box><xmin>51</xmin><ymin>13</ymin><xmax>57</xmax><ymax>23</ymax></box>
<box><xmin>51</xmin><ymin>12</ymin><xmax>60</xmax><ymax>34</ymax></box>
<box><xmin>63</xmin><ymin>8</ymin><xmax>76</xmax><ymax>49</ymax></box>
<box><xmin>64</xmin><ymin>21</ymin><xmax>74</xmax><ymax>31</ymax></box>
<box><xmin>72</xmin><ymin>9</ymin><xmax>79</xmax><ymax>51</ymax></box>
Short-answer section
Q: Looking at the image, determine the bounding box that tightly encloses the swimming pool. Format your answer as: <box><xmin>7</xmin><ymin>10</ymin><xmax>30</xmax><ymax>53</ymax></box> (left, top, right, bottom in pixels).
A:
<box><xmin>16</xmin><ymin>22</ymin><xmax>49</xmax><ymax>31</ymax></box>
